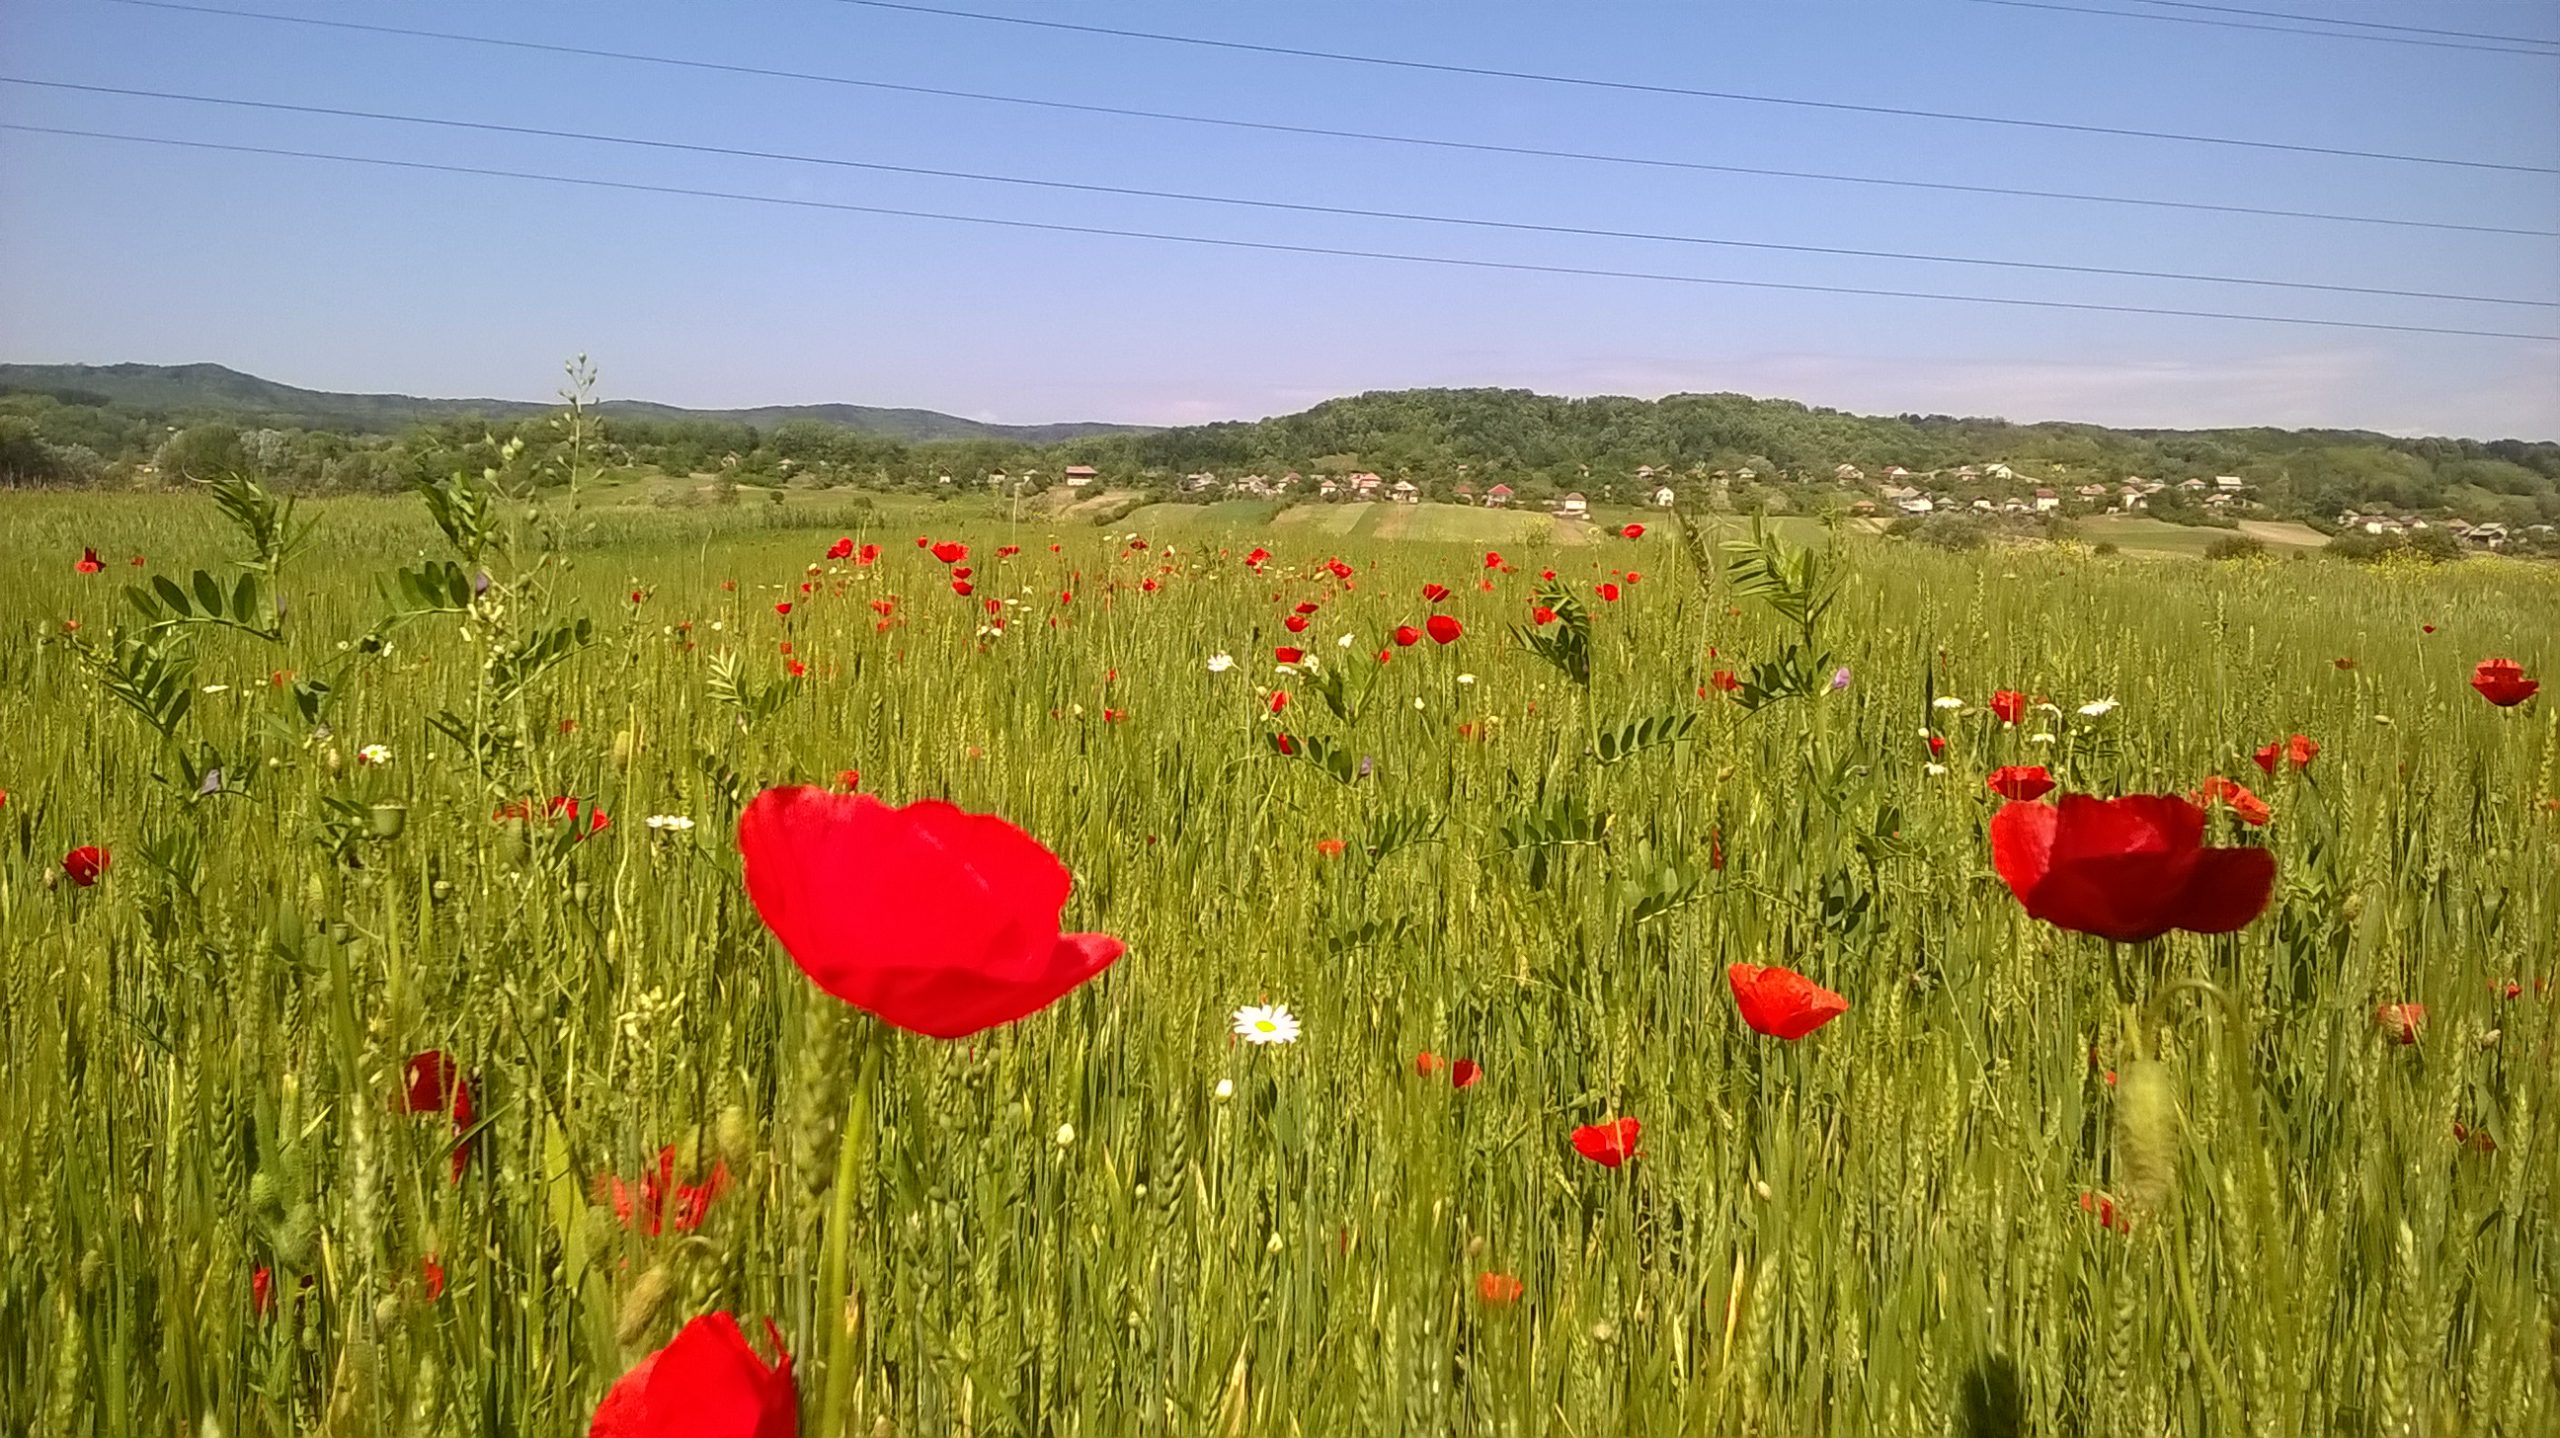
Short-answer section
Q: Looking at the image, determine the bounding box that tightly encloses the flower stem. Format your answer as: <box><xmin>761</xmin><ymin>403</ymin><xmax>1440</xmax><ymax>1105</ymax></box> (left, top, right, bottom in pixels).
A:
<box><xmin>814</xmin><ymin>1020</ymin><xmax>883</xmax><ymax>1436</ymax></box>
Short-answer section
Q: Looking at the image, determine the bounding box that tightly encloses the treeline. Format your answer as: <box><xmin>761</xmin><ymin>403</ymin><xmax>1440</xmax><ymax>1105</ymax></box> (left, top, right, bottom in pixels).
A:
<box><xmin>5</xmin><ymin>383</ymin><xmax>2555</xmax><ymax>528</ymax></box>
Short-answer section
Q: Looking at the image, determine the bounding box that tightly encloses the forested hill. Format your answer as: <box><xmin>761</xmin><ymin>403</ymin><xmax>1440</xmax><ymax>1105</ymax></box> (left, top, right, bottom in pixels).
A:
<box><xmin>1076</xmin><ymin>388</ymin><xmax>2560</xmax><ymax>524</ymax></box>
<box><xmin>2</xmin><ymin>366</ymin><xmax>2554</xmax><ymax>528</ymax></box>
<box><xmin>0</xmin><ymin>362</ymin><xmax>1137</xmax><ymax>444</ymax></box>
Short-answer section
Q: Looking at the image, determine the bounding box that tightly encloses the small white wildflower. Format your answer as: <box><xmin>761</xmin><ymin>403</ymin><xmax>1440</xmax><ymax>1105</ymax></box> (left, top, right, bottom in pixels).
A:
<box><xmin>644</xmin><ymin>814</ymin><xmax>695</xmax><ymax>832</ymax></box>
<box><xmin>1456</xmin><ymin>673</ymin><xmax>1477</xmax><ymax>685</ymax></box>
<box><xmin>2077</xmin><ymin>698</ymin><xmax>2118</xmax><ymax>718</ymax></box>
<box><xmin>1336</xmin><ymin>632</ymin><xmax>1355</xmax><ymax>649</ymax></box>
<box><xmin>1213</xmin><ymin>1078</ymin><xmax>1235</xmax><ymax>1101</ymax></box>
<box><xmin>1413</xmin><ymin>697</ymin><xmax>1426</xmax><ymax>710</ymax></box>
<box><xmin>2029</xmin><ymin>732</ymin><xmax>2057</xmax><ymax>745</ymax></box>
<box><xmin>2373</xmin><ymin>713</ymin><xmax>2394</xmax><ymax>725</ymax></box>
<box><xmin>1206</xmin><ymin>653</ymin><xmax>1235</xmax><ymax>673</ymax></box>
<box><xmin>1266</xmin><ymin>1232</ymin><xmax>1285</xmax><ymax>1255</ymax></box>
<box><xmin>1932</xmin><ymin>696</ymin><xmax>1965</xmax><ymax>710</ymax></box>
<box><xmin>1232</xmin><ymin>1003</ymin><xmax>1301</xmax><ymax>1045</ymax></box>
<box><xmin>1054</xmin><ymin>1123</ymin><xmax>1076</xmax><ymax>1148</ymax></box>
<box><xmin>1924</xmin><ymin>762</ymin><xmax>1949</xmax><ymax>777</ymax></box>
<box><xmin>357</xmin><ymin>743</ymin><xmax>392</xmax><ymax>766</ymax></box>
<box><xmin>201</xmin><ymin>683</ymin><xmax>231</xmax><ymax>695</ymax></box>
<box><xmin>710</xmin><ymin>620</ymin><xmax>725</xmax><ymax>633</ymax></box>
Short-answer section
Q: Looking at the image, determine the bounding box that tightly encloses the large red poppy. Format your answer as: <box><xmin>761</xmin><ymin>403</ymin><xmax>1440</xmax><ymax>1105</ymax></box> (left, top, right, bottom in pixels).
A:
<box><xmin>75</xmin><ymin>547</ymin><xmax>104</xmax><ymax>574</ymax></box>
<box><xmin>402</xmin><ymin>1050</ymin><xmax>476</xmax><ymax>1180</ymax></box>
<box><xmin>930</xmin><ymin>541</ymin><xmax>967</xmax><ymax>565</ymax></box>
<box><xmin>590</xmin><ymin>1312</ymin><xmax>796</xmax><ymax>1438</ymax></box>
<box><xmin>1727</xmin><ymin>964</ymin><xmax>1849</xmax><ymax>1039</ymax></box>
<box><xmin>1571</xmin><ymin>1117</ymin><xmax>1641</xmax><ymax>1167</ymax></box>
<box><xmin>1393</xmin><ymin>625</ymin><xmax>1421</xmax><ymax>647</ymax></box>
<box><xmin>1988</xmin><ymin>795</ymin><xmax>2275</xmax><ymax>942</ymax></box>
<box><xmin>1985</xmin><ymin>765</ymin><xmax>2055</xmax><ymax>802</ymax></box>
<box><xmin>1988</xmin><ymin>690</ymin><xmax>2026</xmax><ymax>725</ymax></box>
<box><xmin>825</xmin><ymin>537</ymin><xmax>853</xmax><ymax>560</ymax></box>
<box><xmin>1421</xmin><ymin>583</ymin><xmax>1451</xmax><ymax>603</ymax></box>
<box><xmin>2471</xmin><ymin>658</ymin><xmax>2539</xmax><ymax>707</ymax></box>
<box><xmin>739</xmin><ymin>788</ymin><xmax>1124</xmax><ymax>1039</ymax></box>
<box><xmin>1426</xmin><ymin>614</ymin><xmax>1462</xmax><ymax>645</ymax></box>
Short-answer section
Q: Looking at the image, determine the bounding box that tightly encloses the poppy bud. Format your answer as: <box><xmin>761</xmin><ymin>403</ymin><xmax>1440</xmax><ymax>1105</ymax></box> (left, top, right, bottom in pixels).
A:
<box><xmin>612</xmin><ymin>729</ymin><xmax>637</xmax><ymax>766</ymax></box>
<box><xmin>716</xmin><ymin>1106</ymin><xmax>757</xmax><ymax>1168</ymax></box>
<box><xmin>367</xmin><ymin>803</ymin><xmax>406</xmax><ymax>840</ymax></box>
<box><xmin>617</xmin><ymin>1265</ymin><xmax>676</xmax><ymax>1347</ymax></box>
<box><xmin>2112</xmin><ymin>1059</ymin><xmax>2178</xmax><ymax>1213</ymax></box>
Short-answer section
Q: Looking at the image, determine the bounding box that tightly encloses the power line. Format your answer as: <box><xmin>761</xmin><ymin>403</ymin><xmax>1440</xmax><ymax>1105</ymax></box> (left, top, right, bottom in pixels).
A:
<box><xmin>12</xmin><ymin>76</ymin><xmax>2547</xmax><ymax>311</ymax></box>
<box><xmin>827</xmin><ymin>0</ymin><xmax>2557</xmax><ymax>174</ymax></box>
<box><xmin>5</xmin><ymin>122</ymin><xmax>2552</xmax><ymax>344</ymax></box>
<box><xmin>1971</xmin><ymin>0</ymin><xmax>2560</xmax><ymax>54</ymax></box>
<box><xmin>2133</xmin><ymin>1</ymin><xmax>2560</xmax><ymax>49</ymax></box>
<box><xmin>95</xmin><ymin>2</ymin><xmax>2558</xmax><ymax>238</ymax></box>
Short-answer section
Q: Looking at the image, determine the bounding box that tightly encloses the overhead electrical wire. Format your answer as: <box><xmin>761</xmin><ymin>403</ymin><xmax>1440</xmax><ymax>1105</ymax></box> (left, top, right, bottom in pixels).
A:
<box><xmin>1969</xmin><ymin>0</ymin><xmax>2560</xmax><ymax>55</ymax></box>
<box><xmin>2131</xmin><ymin>1</ymin><xmax>2560</xmax><ymax>49</ymax></box>
<box><xmin>823</xmin><ymin>0</ymin><xmax>2557</xmax><ymax>173</ymax></box>
<box><xmin>86</xmin><ymin>2</ymin><xmax>2557</xmax><ymax>239</ymax></box>
<box><xmin>3</xmin><ymin>122</ymin><xmax>2551</xmax><ymax>344</ymax></box>
<box><xmin>9</xmin><ymin>77</ymin><xmax>2547</xmax><ymax>311</ymax></box>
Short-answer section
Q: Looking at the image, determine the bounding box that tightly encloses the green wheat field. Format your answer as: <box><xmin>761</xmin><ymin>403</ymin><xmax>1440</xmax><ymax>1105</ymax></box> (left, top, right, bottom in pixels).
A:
<box><xmin>2</xmin><ymin>444</ymin><xmax>2553</xmax><ymax>1434</ymax></box>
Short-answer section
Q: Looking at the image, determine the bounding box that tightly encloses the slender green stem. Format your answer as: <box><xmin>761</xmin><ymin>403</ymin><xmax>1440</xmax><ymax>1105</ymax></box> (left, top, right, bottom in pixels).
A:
<box><xmin>815</xmin><ymin>1022</ymin><xmax>883</xmax><ymax>1437</ymax></box>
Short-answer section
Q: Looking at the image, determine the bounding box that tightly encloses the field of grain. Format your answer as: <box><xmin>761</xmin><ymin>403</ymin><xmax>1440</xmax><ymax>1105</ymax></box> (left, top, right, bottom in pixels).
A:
<box><xmin>1</xmin><ymin>473</ymin><xmax>2551</xmax><ymax>1436</ymax></box>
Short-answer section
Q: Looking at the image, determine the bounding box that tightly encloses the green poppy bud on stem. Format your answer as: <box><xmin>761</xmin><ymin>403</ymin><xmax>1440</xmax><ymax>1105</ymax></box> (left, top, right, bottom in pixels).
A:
<box><xmin>617</xmin><ymin>1264</ymin><xmax>674</xmax><ymax>1348</ymax></box>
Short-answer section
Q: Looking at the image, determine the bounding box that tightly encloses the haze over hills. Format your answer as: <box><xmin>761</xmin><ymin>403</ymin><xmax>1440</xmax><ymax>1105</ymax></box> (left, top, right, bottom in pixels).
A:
<box><xmin>0</xmin><ymin>362</ymin><xmax>1144</xmax><ymax>445</ymax></box>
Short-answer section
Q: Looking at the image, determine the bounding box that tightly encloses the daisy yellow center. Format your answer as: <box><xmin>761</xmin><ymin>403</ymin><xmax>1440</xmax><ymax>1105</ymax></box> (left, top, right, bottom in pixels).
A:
<box><xmin>1254</xmin><ymin>1020</ymin><xmax>1277</xmax><ymax>1032</ymax></box>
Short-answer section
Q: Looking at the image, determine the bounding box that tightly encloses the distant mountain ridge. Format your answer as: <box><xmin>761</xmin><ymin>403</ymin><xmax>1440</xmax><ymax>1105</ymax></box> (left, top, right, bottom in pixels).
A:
<box><xmin>0</xmin><ymin>362</ymin><xmax>1143</xmax><ymax>445</ymax></box>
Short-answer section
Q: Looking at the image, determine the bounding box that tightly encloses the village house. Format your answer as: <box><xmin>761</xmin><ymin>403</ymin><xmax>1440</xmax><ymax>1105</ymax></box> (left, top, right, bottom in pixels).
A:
<box><xmin>2214</xmin><ymin>476</ymin><xmax>2247</xmax><ymax>492</ymax></box>
<box><xmin>1452</xmin><ymin>482</ymin><xmax>1476</xmax><ymax>502</ymax></box>
<box><xmin>1652</xmin><ymin>485</ymin><xmax>1676</xmax><ymax>507</ymax></box>
<box><xmin>2178</xmin><ymin>477</ymin><xmax>2209</xmax><ymax>493</ymax></box>
<box><xmin>1061</xmin><ymin>464</ymin><xmax>1098</xmax><ymax>488</ymax></box>
<box><xmin>1834</xmin><ymin>463</ymin><xmax>1865</xmax><ymax>482</ymax></box>
<box><xmin>1317</xmin><ymin>477</ymin><xmax>1340</xmax><ymax>499</ymax></box>
<box><xmin>1350</xmin><ymin>472</ymin><xmax>1384</xmax><ymax>500</ymax></box>
<box><xmin>2075</xmin><ymin>484</ymin><xmax>2110</xmax><ymax>501</ymax></box>
<box><xmin>2033</xmin><ymin>489</ymin><xmax>2060</xmax><ymax>512</ymax></box>
<box><xmin>1556</xmin><ymin>491</ymin><xmax>1589</xmax><ymax>519</ymax></box>
<box><xmin>1483</xmin><ymin>482</ymin><xmax>1514</xmax><ymax>508</ymax></box>
<box><xmin>1896</xmin><ymin>495</ymin><xmax>1934</xmax><ymax>515</ymax></box>
<box><xmin>1182</xmin><ymin>472</ymin><xmax>1218</xmax><ymax>494</ymax></box>
<box><xmin>1983</xmin><ymin>462</ymin><xmax>2016</xmax><ymax>481</ymax></box>
<box><xmin>1390</xmin><ymin>479</ymin><xmax>1420</xmax><ymax>504</ymax></box>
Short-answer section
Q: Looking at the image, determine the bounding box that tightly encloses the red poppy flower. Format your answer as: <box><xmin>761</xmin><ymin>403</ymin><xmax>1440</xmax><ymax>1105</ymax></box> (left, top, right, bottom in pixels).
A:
<box><xmin>1272</xmin><ymin>733</ymin><xmax>1295</xmax><ymax>755</ymax></box>
<box><xmin>1571</xmin><ymin>1117</ymin><xmax>1641</xmax><ymax>1168</ymax></box>
<box><xmin>1988</xmin><ymin>690</ymin><xmax>2026</xmax><ymax>725</ymax></box>
<box><xmin>1476</xmin><ymin>1272</ymin><xmax>1524</xmax><ymax>1305</ymax></box>
<box><xmin>773</xmin><ymin>602</ymin><xmax>792</xmax><ymax>617</ymax></box>
<box><xmin>951</xmin><ymin>579</ymin><xmax>974</xmax><ymax>597</ymax></box>
<box><xmin>1421</xmin><ymin>583</ymin><xmax>1450</xmax><ymax>603</ymax></box>
<box><xmin>1620</xmin><ymin>522</ymin><xmax>1644</xmax><ymax>539</ymax></box>
<box><xmin>1988</xmin><ymin>795</ymin><xmax>2276</xmax><ymax>942</ymax></box>
<box><xmin>2192</xmin><ymin>775</ymin><xmax>2270</xmax><ymax>827</ymax></box>
<box><xmin>2471</xmin><ymin>658</ymin><xmax>2539</xmax><ymax>707</ymax></box>
<box><xmin>590</xmin><ymin>1312</ymin><xmax>796</xmax><ymax>1438</ymax></box>
<box><xmin>786</xmin><ymin>659</ymin><xmax>808</xmax><ymax>678</ymax></box>
<box><xmin>1284</xmin><ymin>615</ymin><xmax>1310</xmax><ymax>634</ymax></box>
<box><xmin>252</xmin><ymin>1266</ymin><xmax>274</xmax><ymax>1317</ymax></box>
<box><xmin>1325</xmin><ymin>558</ymin><xmax>1353</xmax><ymax>580</ymax></box>
<box><xmin>1274</xmin><ymin>646</ymin><xmax>1304</xmax><ymax>665</ymax></box>
<box><xmin>75</xmin><ymin>547</ymin><xmax>104</xmax><ymax>574</ymax></box>
<box><xmin>2375</xmin><ymin>1002</ymin><xmax>2425</xmax><ymax>1045</ymax></box>
<box><xmin>1595</xmin><ymin>583</ymin><xmax>1620</xmax><ymax>602</ymax></box>
<box><xmin>928</xmin><ymin>541</ymin><xmax>965</xmax><ymax>565</ymax></box>
<box><xmin>836</xmin><ymin>769</ymin><xmax>861</xmax><ymax>791</ymax></box>
<box><xmin>1532</xmin><ymin>606</ymin><xmax>1558</xmax><ymax>626</ymax></box>
<box><xmin>1393</xmin><ymin>625</ymin><xmax>1421</xmax><ymax>647</ymax></box>
<box><xmin>598</xmin><ymin>1147</ymin><xmax>732</xmax><ymax>1236</ymax></box>
<box><xmin>1450</xmin><ymin>1058</ymin><xmax>1482</xmax><ymax>1090</ymax></box>
<box><xmin>2078</xmin><ymin>1191</ymin><xmax>2130</xmax><ymax>1233</ymax></box>
<box><xmin>1710</xmin><ymin>670</ymin><xmax>1739</xmax><ymax>693</ymax></box>
<box><xmin>1426</xmin><ymin>614</ymin><xmax>1462</xmax><ymax>645</ymax></box>
<box><xmin>1269</xmin><ymin>691</ymin><xmax>1289</xmax><ymax>714</ymax></box>
<box><xmin>129</xmin><ymin>554</ymin><xmax>144</xmax><ymax>567</ymax></box>
<box><xmin>856</xmin><ymin>543</ymin><xmax>880</xmax><ymax>565</ymax></box>
<box><xmin>826</xmin><ymin>537</ymin><xmax>854</xmax><ymax>560</ymax></box>
<box><xmin>868</xmin><ymin>599</ymin><xmax>894</xmax><ymax>617</ymax></box>
<box><xmin>62</xmin><ymin>845</ymin><xmax>108</xmax><ymax>887</ymax></box>
<box><xmin>548</xmin><ymin>797</ymin><xmax>611</xmax><ymax>835</ymax></box>
<box><xmin>1293</xmin><ymin>601</ymin><xmax>1320</xmax><ymax>615</ymax></box>
<box><xmin>421</xmin><ymin>1254</ymin><xmax>446</xmax><ymax>1302</ymax></box>
<box><xmin>1986</xmin><ymin>765</ymin><xmax>2055</xmax><ymax>802</ymax></box>
<box><xmin>738</xmin><ymin>788</ymin><xmax>1124</xmax><ymax>1040</ymax></box>
<box><xmin>1727</xmin><ymin>964</ymin><xmax>1848</xmax><ymax>1039</ymax></box>
<box><xmin>1245</xmin><ymin>547</ymin><xmax>1270</xmax><ymax>569</ymax></box>
<box><xmin>1482</xmin><ymin>551</ymin><xmax>1503</xmax><ymax>569</ymax></box>
<box><xmin>1927</xmin><ymin>734</ymin><xmax>1948</xmax><ymax>757</ymax></box>
<box><xmin>2254</xmin><ymin>734</ymin><xmax>2318</xmax><ymax>774</ymax></box>
<box><xmin>1414</xmin><ymin>1050</ymin><xmax>1443</xmax><ymax>1077</ymax></box>
<box><xmin>950</xmin><ymin>566</ymin><xmax>972</xmax><ymax>581</ymax></box>
<box><xmin>403</xmin><ymin>1050</ymin><xmax>476</xmax><ymax>1180</ymax></box>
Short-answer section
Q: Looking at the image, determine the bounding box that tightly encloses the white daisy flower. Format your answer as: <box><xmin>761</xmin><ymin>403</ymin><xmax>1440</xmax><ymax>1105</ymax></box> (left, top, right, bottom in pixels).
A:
<box><xmin>1213</xmin><ymin>1078</ymin><xmax>1235</xmax><ymax>1101</ymax></box>
<box><xmin>1457</xmin><ymin>673</ymin><xmax>1477</xmax><ymax>685</ymax></box>
<box><xmin>1336</xmin><ymin>632</ymin><xmax>1356</xmax><ymax>649</ymax></box>
<box><xmin>2029</xmin><ymin>733</ymin><xmax>2057</xmax><ymax>745</ymax></box>
<box><xmin>201</xmin><ymin>683</ymin><xmax>232</xmax><ymax>695</ymax></box>
<box><xmin>644</xmin><ymin>814</ymin><xmax>695</xmax><ymax>832</ymax></box>
<box><xmin>1924</xmin><ymin>762</ymin><xmax>1949</xmax><ymax>777</ymax></box>
<box><xmin>2077</xmin><ymin>698</ymin><xmax>2118</xmax><ymax>718</ymax></box>
<box><xmin>357</xmin><ymin>743</ymin><xmax>392</xmax><ymax>766</ymax></box>
<box><xmin>1232</xmin><ymin>1003</ymin><xmax>1301</xmax><ymax>1046</ymax></box>
<box><xmin>1207</xmin><ymin>653</ymin><xmax>1236</xmax><ymax>673</ymax></box>
<box><xmin>1932</xmin><ymin>696</ymin><xmax>1965</xmax><ymax>710</ymax></box>
<box><xmin>1054</xmin><ymin>1122</ymin><xmax>1076</xmax><ymax>1148</ymax></box>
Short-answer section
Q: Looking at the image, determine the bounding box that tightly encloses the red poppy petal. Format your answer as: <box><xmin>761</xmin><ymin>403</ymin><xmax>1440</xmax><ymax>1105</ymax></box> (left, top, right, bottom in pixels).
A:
<box><xmin>2172</xmin><ymin>846</ymin><xmax>2277</xmax><ymax>934</ymax></box>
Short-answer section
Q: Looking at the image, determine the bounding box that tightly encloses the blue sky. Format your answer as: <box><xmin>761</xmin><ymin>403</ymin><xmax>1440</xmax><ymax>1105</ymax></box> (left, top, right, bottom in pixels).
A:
<box><xmin>2</xmin><ymin>0</ymin><xmax>2555</xmax><ymax>437</ymax></box>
